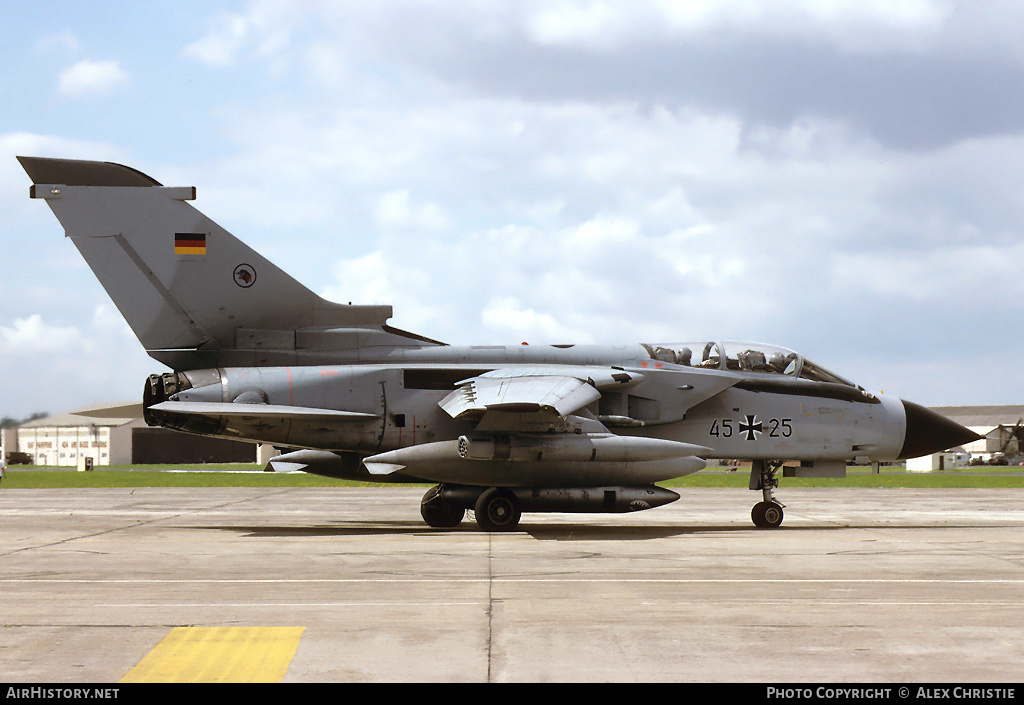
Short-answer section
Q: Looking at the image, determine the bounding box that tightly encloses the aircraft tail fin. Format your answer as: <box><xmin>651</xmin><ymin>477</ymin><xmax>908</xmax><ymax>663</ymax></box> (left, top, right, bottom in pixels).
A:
<box><xmin>19</xmin><ymin>156</ymin><xmax>420</xmax><ymax>369</ymax></box>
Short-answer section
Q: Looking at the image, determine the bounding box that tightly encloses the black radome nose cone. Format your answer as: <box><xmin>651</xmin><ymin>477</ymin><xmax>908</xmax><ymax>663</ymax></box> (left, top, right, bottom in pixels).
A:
<box><xmin>899</xmin><ymin>400</ymin><xmax>984</xmax><ymax>460</ymax></box>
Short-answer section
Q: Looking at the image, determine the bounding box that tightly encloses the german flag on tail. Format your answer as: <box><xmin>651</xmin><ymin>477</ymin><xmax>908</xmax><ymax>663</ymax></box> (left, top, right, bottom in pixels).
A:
<box><xmin>175</xmin><ymin>232</ymin><xmax>206</xmax><ymax>255</ymax></box>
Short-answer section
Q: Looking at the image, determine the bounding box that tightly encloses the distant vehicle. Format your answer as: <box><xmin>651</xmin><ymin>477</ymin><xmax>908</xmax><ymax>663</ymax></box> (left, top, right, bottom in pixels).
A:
<box><xmin>19</xmin><ymin>156</ymin><xmax>980</xmax><ymax>530</ymax></box>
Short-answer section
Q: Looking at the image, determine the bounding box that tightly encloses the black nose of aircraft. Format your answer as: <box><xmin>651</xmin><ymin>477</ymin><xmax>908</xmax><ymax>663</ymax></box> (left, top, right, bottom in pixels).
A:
<box><xmin>899</xmin><ymin>400</ymin><xmax>984</xmax><ymax>460</ymax></box>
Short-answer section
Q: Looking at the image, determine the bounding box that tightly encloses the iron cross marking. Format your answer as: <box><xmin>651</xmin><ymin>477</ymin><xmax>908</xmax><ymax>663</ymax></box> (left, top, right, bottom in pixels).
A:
<box><xmin>739</xmin><ymin>414</ymin><xmax>763</xmax><ymax>441</ymax></box>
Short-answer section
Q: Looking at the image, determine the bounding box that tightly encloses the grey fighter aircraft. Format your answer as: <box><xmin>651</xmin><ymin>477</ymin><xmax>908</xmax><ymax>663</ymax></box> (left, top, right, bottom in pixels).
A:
<box><xmin>18</xmin><ymin>156</ymin><xmax>981</xmax><ymax>530</ymax></box>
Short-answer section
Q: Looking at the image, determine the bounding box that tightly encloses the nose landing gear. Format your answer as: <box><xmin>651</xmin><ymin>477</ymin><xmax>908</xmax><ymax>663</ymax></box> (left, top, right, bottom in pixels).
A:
<box><xmin>749</xmin><ymin>460</ymin><xmax>785</xmax><ymax>528</ymax></box>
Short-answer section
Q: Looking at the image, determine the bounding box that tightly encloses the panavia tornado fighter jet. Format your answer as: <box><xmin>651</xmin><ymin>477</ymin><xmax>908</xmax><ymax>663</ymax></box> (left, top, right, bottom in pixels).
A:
<box><xmin>18</xmin><ymin>156</ymin><xmax>981</xmax><ymax>530</ymax></box>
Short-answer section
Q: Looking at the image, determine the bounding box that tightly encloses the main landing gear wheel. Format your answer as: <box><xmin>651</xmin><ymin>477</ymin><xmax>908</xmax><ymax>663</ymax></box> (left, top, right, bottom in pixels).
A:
<box><xmin>475</xmin><ymin>487</ymin><xmax>521</xmax><ymax>532</ymax></box>
<box><xmin>420</xmin><ymin>485</ymin><xmax>465</xmax><ymax>528</ymax></box>
<box><xmin>751</xmin><ymin>501</ymin><xmax>784</xmax><ymax>528</ymax></box>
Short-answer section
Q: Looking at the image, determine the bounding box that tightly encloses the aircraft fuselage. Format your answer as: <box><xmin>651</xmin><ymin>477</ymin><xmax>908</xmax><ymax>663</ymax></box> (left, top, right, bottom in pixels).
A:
<box><xmin>145</xmin><ymin>342</ymin><xmax>909</xmax><ymax>484</ymax></box>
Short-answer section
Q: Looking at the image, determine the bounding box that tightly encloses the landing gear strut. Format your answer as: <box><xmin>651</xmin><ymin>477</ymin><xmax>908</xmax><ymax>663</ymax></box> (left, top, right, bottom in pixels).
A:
<box><xmin>749</xmin><ymin>460</ymin><xmax>785</xmax><ymax>528</ymax></box>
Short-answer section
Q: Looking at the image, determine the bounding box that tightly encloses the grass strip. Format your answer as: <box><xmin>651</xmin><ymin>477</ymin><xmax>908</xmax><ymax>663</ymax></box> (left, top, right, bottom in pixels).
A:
<box><xmin>2</xmin><ymin>466</ymin><xmax>1022</xmax><ymax>489</ymax></box>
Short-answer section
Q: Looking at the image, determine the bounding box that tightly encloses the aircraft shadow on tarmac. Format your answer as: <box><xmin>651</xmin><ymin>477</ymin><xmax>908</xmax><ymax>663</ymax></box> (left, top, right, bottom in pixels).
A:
<box><xmin>184</xmin><ymin>521</ymin><xmax>730</xmax><ymax>539</ymax></box>
<box><xmin>169</xmin><ymin>520</ymin><xmax>1003</xmax><ymax>541</ymax></box>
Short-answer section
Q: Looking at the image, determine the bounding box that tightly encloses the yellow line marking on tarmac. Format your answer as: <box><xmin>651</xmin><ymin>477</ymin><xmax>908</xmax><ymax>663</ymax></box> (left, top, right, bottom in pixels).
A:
<box><xmin>120</xmin><ymin>626</ymin><xmax>305</xmax><ymax>683</ymax></box>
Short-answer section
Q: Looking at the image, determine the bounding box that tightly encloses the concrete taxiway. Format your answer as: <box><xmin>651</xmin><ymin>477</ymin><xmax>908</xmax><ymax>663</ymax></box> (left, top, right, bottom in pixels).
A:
<box><xmin>1</xmin><ymin>486</ymin><xmax>1022</xmax><ymax>682</ymax></box>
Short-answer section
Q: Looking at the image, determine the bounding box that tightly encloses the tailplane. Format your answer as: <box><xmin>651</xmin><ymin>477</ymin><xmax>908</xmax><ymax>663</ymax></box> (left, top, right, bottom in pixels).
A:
<box><xmin>19</xmin><ymin>157</ymin><xmax>438</xmax><ymax>369</ymax></box>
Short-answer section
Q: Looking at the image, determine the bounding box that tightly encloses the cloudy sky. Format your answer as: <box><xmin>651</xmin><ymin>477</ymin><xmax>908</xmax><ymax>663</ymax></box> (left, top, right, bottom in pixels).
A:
<box><xmin>2</xmin><ymin>0</ymin><xmax>1023</xmax><ymax>419</ymax></box>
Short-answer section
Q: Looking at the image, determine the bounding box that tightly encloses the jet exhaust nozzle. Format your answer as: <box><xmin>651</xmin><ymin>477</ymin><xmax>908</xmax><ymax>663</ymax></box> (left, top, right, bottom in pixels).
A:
<box><xmin>142</xmin><ymin>368</ymin><xmax>226</xmax><ymax>434</ymax></box>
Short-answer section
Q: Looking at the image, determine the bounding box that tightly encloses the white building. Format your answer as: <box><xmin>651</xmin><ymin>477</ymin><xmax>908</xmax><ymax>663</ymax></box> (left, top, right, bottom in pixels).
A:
<box><xmin>14</xmin><ymin>411</ymin><xmax>144</xmax><ymax>467</ymax></box>
<box><xmin>7</xmin><ymin>407</ymin><xmax>273</xmax><ymax>467</ymax></box>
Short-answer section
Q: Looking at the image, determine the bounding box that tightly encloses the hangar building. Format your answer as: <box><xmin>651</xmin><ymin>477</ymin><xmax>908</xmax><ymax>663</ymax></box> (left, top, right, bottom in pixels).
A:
<box><xmin>930</xmin><ymin>405</ymin><xmax>1024</xmax><ymax>464</ymax></box>
<box><xmin>4</xmin><ymin>410</ymin><xmax>268</xmax><ymax>467</ymax></box>
<box><xmin>901</xmin><ymin>405</ymin><xmax>1024</xmax><ymax>470</ymax></box>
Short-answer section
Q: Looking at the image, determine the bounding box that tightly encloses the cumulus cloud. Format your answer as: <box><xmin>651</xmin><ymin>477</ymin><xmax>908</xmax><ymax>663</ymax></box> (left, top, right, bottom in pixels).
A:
<box><xmin>481</xmin><ymin>295</ymin><xmax>591</xmax><ymax>343</ymax></box>
<box><xmin>0</xmin><ymin>308</ymin><xmax>158</xmax><ymax>418</ymax></box>
<box><xmin>521</xmin><ymin>0</ymin><xmax>950</xmax><ymax>55</ymax></box>
<box><xmin>0</xmin><ymin>315</ymin><xmax>80</xmax><ymax>355</ymax></box>
<box><xmin>201</xmin><ymin>71</ymin><xmax>1021</xmax><ymax>371</ymax></box>
<box><xmin>374</xmin><ymin>190</ymin><xmax>451</xmax><ymax>232</ymax></box>
<box><xmin>57</xmin><ymin>59</ymin><xmax>128</xmax><ymax>98</ymax></box>
<box><xmin>181</xmin><ymin>12</ymin><xmax>251</xmax><ymax>66</ymax></box>
<box><xmin>181</xmin><ymin>5</ymin><xmax>301</xmax><ymax>68</ymax></box>
<box><xmin>324</xmin><ymin>252</ymin><xmax>393</xmax><ymax>306</ymax></box>
<box><xmin>33</xmin><ymin>31</ymin><xmax>80</xmax><ymax>56</ymax></box>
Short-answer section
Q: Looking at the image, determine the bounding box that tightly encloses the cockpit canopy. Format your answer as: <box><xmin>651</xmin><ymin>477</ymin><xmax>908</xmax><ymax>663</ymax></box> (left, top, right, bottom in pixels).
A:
<box><xmin>644</xmin><ymin>341</ymin><xmax>859</xmax><ymax>388</ymax></box>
